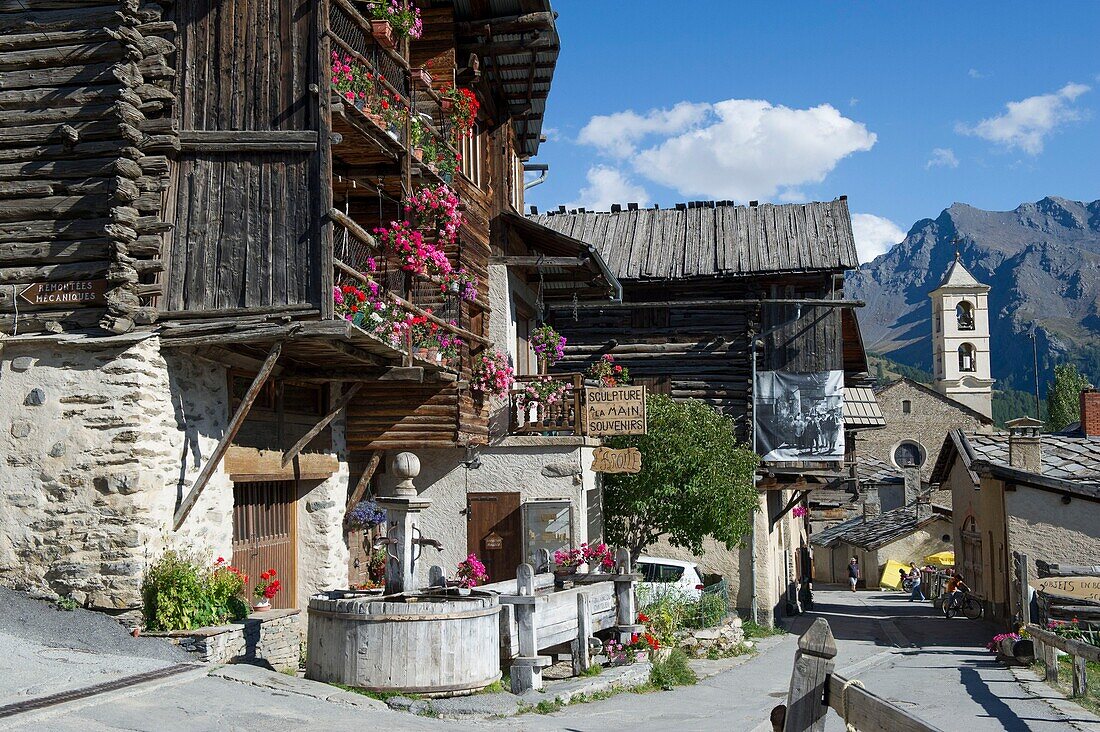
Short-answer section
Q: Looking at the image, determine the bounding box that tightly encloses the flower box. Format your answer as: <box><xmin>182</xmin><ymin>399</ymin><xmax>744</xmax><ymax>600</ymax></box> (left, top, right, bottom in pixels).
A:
<box><xmin>411</xmin><ymin>67</ymin><xmax>433</xmax><ymax>89</ymax></box>
<box><xmin>412</xmin><ymin>146</ymin><xmax>424</xmax><ymax>162</ymax></box>
<box><xmin>370</xmin><ymin>20</ymin><xmax>396</xmax><ymax>49</ymax></box>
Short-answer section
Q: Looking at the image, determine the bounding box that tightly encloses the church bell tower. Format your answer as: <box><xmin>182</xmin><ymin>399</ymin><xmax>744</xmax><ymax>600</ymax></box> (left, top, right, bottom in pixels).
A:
<box><xmin>930</xmin><ymin>254</ymin><xmax>994</xmax><ymax>419</ymax></box>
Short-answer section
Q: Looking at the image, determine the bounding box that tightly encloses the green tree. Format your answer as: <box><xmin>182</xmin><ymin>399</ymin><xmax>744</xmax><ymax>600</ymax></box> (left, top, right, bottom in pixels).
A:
<box><xmin>1046</xmin><ymin>363</ymin><xmax>1092</xmax><ymax>432</ymax></box>
<box><xmin>602</xmin><ymin>395</ymin><xmax>759</xmax><ymax>560</ymax></box>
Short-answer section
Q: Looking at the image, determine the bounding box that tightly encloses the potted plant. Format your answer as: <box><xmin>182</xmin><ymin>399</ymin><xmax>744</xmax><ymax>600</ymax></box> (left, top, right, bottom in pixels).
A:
<box><xmin>471</xmin><ymin>350</ymin><xmax>515</xmax><ymax>401</ymax></box>
<box><xmin>442</xmin><ymin>87</ymin><xmax>479</xmax><ymax>140</ymax></box>
<box><xmin>530</xmin><ymin>324</ymin><xmax>566</xmax><ymax>370</ymax></box>
<box><xmin>552</xmin><ymin>546</ymin><xmax>582</xmax><ymax>579</ymax></box>
<box><xmin>347</xmin><ymin>500</ymin><xmax>386</xmax><ymax>532</ymax></box>
<box><xmin>252</xmin><ymin>569</ymin><xmax>281</xmax><ymax>612</ymax></box>
<box><xmin>586</xmin><ymin>353</ymin><xmax>630</xmax><ymax>386</ymax></box>
<box><xmin>411</xmin><ymin>66</ymin><xmax>432</xmax><ymax>89</ymax></box>
<box><xmin>363</xmin><ymin>0</ymin><xmax>423</xmax><ymax>44</ymax></box>
<box><xmin>455</xmin><ymin>554</ymin><xmax>488</xmax><ymax>595</ymax></box>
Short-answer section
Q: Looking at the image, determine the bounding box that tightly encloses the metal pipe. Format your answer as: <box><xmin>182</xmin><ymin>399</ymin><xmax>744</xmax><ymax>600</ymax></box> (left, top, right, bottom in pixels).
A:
<box><xmin>523</xmin><ymin>163</ymin><xmax>549</xmax><ymax>190</ymax></box>
<box><xmin>750</xmin><ymin>334</ymin><xmax>760</xmax><ymax>624</ymax></box>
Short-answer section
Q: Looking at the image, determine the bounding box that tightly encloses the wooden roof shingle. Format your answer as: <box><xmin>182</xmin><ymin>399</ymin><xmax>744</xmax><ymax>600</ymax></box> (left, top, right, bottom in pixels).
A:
<box><xmin>530</xmin><ymin>199</ymin><xmax>859</xmax><ymax>281</ymax></box>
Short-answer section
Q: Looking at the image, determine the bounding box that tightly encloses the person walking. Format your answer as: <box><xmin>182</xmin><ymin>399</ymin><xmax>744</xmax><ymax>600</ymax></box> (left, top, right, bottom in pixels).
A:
<box><xmin>907</xmin><ymin>562</ymin><xmax>926</xmax><ymax>601</ymax></box>
<box><xmin>848</xmin><ymin>557</ymin><xmax>860</xmax><ymax>592</ymax></box>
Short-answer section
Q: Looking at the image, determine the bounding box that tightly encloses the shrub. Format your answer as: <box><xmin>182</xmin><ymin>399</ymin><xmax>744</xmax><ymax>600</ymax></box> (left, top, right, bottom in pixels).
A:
<box><xmin>141</xmin><ymin>551</ymin><xmax>249</xmax><ymax>631</ymax></box>
<box><xmin>649</xmin><ymin>648</ymin><xmax>697</xmax><ymax>689</ymax></box>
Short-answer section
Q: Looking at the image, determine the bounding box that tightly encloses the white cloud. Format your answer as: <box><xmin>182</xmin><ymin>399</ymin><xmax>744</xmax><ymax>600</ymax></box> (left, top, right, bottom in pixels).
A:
<box><xmin>849</xmin><ymin>97</ymin><xmax>860</xmax><ymax>107</ymax></box>
<box><xmin>850</xmin><ymin>213</ymin><xmax>905</xmax><ymax>264</ymax></box>
<box><xmin>957</xmin><ymin>83</ymin><xmax>1090</xmax><ymax>154</ymax></box>
<box><xmin>968</xmin><ymin>68</ymin><xmax>985</xmax><ymax>79</ymax></box>
<box><xmin>542</xmin><ymin>126</ymin><xmax>560</xmax><ymax>142</ymax></box>
<box><xmin>576</xmin><ymin>102</ymin><xmax>711</xmax><ymax>158</ymax></box>
<box><xmin>926</xmin><ymin>147</ymin><xmax>959</xmax><ymax>169</ymax></box>
<box><xmin>629</xmin><ymin>100</ymin><xmax>876</xmax><ymax>201</ymax></box>
<box><xmin>567</xmin><ymin>166</ymin><xmax>649</xmax><ymax>211</ymax></box>
<box><xmin>777</xmin><ymin>188</ymin><xmax>807</xmax><ymax>203</ymax></box>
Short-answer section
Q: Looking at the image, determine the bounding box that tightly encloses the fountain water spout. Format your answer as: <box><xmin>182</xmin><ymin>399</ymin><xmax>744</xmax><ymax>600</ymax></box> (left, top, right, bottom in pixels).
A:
<box><xmin>375</xmin><ymin>452</ymin><xmax>433</xmax><ymax>594</ymax></box>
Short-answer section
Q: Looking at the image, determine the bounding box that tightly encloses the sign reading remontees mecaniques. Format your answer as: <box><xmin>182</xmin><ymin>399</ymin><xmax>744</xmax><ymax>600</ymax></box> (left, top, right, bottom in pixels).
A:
<box><xmin>18</xmin><ymin>280</ymin><xmax>109</xmax><ymax>306</ymax></box>
<box><xmin>585</xmin><ymin>385</ymin><xmax>647</xmax><ymax>436</ymax></box>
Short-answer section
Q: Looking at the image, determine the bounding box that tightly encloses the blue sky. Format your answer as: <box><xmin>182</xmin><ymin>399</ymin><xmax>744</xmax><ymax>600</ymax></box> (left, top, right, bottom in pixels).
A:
<box><xmin>525</xmin><ymin>1</ymin><xmax>1100</xmax><ymax>264</ymax></box>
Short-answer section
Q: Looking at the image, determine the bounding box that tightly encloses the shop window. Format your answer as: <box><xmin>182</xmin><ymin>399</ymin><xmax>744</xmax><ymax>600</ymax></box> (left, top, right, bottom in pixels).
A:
<box><xmin>523</xmin><ymin>500</ymin><xmax>572</xmax><ymax>570</ymax></box>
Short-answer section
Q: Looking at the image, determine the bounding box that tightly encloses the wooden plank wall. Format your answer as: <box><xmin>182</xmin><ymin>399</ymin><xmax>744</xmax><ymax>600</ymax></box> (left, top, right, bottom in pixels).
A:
<box><xmin>164</xmin><ymin>0</ymin><xmax>321</xmax><ymax>312</ymax></box>
<box><xmin>0</xmin><ymin>2</ymin><xmax>178</xmax><ymax>334</ymax></box>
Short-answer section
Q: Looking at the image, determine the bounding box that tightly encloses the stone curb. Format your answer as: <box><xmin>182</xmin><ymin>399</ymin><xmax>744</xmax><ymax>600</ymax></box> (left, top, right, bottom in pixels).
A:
<box><xmin>1008</xmin><ymin>664</ymin><xmax>1100</xmax><ymax>731</ymax></box>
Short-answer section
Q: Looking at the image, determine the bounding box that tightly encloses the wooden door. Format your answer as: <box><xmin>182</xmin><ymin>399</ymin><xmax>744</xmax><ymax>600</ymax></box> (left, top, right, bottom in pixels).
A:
<box><xmin>467</xmin><ymin>492</ymin><xmax>522</xmax><ymax>584</ymax></box>
<box><xmin>232</xmin><ymin>480</ymin><xmax>298</xmax><ymax>609</ymax></box>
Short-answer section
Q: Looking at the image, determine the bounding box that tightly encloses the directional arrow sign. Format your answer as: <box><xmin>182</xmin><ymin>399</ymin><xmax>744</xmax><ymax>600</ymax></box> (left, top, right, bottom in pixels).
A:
<box><xmin>18</xmin><ymin>280</ymin><xmax>108</xmax><ymax>306</ymax></box>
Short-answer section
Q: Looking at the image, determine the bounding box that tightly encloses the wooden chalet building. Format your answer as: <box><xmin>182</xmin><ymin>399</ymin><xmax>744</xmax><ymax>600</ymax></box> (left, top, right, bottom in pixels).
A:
<box><xmin>531</xmin><ymin>198</ymin><xmax>877</xmax><ymax>622</ymax></box>
<box><xmin>0</xmin><ymin>0</ymin><xmax>617</xmax><ymax>618</ymax></box>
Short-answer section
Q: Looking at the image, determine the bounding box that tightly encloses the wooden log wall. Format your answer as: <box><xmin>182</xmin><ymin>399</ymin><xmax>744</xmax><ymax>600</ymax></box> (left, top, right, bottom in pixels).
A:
<box><xmin>163</xmin><ymin>0</ymin><xmax>322</xmax><ymax>313</ymax></box>
<box><xmin>0</xmin><ymin>0</ymin><xmax>178</xmax><ymax>334</ymax></box>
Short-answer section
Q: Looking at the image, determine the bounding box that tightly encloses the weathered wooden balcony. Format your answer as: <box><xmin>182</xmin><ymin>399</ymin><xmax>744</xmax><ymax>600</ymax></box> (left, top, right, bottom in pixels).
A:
<box><xmin>509</xmin><ymin>373</ymin><xmax>586</xmax><ymax>436</ymax></box>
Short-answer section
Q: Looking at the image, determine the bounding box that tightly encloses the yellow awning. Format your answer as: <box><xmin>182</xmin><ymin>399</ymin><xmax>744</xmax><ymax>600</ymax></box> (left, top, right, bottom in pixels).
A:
<box><xmin>924</xmin><ymin>551</ymin><xmax>955</xmax><ymax>567</ymax></box>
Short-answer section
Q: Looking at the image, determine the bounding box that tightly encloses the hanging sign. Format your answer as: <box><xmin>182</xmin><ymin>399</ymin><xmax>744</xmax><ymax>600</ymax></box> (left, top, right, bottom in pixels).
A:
<box><xmin>484</xmin><ymin>532</ymin><xmax>503</xmax><ymax>550</ymax></box>
<box><xmin>18</xmin><ymin>280</ymin><xmax>109</xmax><ymax>306</ymax></box>
<box><xmin>1031</xmin><ymin>576</ymin><xmax>1100</xmax><ymax>603</ymax></box>
<box><xmin>585</xmin><ymin>385</ymin><xmax>647</xmax><ymax>436</ymax></box>
<box><xmin>592</xmin><ymin>447</ymin><xmax>642</xmax><ymax>474</ymax></box>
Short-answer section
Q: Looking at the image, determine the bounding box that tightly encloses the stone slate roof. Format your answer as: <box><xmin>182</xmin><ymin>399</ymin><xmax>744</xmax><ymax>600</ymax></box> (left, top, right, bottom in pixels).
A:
<box><xmin>931</xmin><ymin>430</ymin><xmax>1100</xmax><ymax>486</ymax></box>
<box><xmin>810</xmin><ymin>505</ymin><xmax>950</xmax><ymax>550</ymax></box>
<box><xmin>857</xmin><ymin>454</ymin><xmax>903</xmax><ymax>484</ymax></box>
<box><xmin>528</xmin><ymin>198</ymin><xmax>858</xmax><ymax>281</ymax></box>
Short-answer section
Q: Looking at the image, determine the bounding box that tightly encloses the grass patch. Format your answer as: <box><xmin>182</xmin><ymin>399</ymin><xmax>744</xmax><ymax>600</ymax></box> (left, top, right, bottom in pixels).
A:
<box><xmin>477</xmin><ymin>680</ymin><xmax>505</xmax><ymax>694</ymax></box>
<box><xmin>579</xmin><ymin>664</ymin><xmax>603</xmax><ymax>677</ymax></box>
<box><xmin>535</xmin><ymin>698</ymin><xmax>564</xmax><ymax>714</ymax></box>
<box><xmin>54</xmin><ymin>596</ymin><xmax>79</xmax><ymax>611</ymax></box>
<box><xmin>332</xmin><ymin>684</ymin><xmax>417</xmax><ymax>702</ymax></box>
<box><xmin>649</xmin><ymin>649</ymin><xmax>698</xmax><ymax>690</ymax></box>
<box><xmin>704</xmin><ymin>642</ymin><xmax>754</xmax><ymax>660</ymax></box>
<box><xmin>742</xmin><ymin>620</ymin><xmax>787</xmax><ymax>639</ymax></box>
<box><xmin>1033</xmin><ymin>656</ymin><xmax>1100</xmax><ymax>717</ymax></box>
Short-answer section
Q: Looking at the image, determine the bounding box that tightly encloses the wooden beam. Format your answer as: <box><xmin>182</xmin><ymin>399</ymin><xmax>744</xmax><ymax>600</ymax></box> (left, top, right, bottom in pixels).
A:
<box><xmin>281</xmin><ymin>382</ymin><xmax>362</xmax><ymax>468</ymax></box>
<box><xmin>772</xmin><ymin>489</ymin><xmax>811</xmax><ymax>529</ymax></box>
<box><xmin>489</xmin><ymin>255</ymin><xmax>588</xmax><ymax>267</ymax></box>
<box><xmin>552</xmin><ymin>298</ymin><xmax>866</xmax><ymax>311</ymax></box>
<box><xmin>456</xmin><ymin>12</ymin><xmax>554</xmax><ymax>35</ymax></box>
<box><xmin>345</xmin><ymin>451</ymin><xmax>382</xmax><ymax>515</ymax></box>
<box><xmin>173</xmin><ymin>342</ymin><xmax>282</xmax><ymax>530</ymax></box>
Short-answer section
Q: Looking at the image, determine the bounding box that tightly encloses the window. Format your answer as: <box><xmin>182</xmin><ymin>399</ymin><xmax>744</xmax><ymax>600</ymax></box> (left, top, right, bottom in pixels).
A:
<box><xmin>511</xmin><ymin>153</ymin><xmax>524</xmax><ymax>212</ymax></box>
<box><xmin>892</xmin><ymin>440</ymin><xmax>926</xmax><ymax>468</ymax></box>
<box><xmin>958</xmin><ymin>343</ymin><xmax>977</xmax><ymax>372</ymax></box>
<box><xmin>459</xmin><ymin>124</ymin><xmax>482</xmax><ymax>187</ymax></box>
<box><xmin>956</xmin><ymin>301</ymin><xmax>975</xmax><ymax>331</ymax></box>
<box><xmin>523</xmin><ymin>500</ymin><xmax>571</xmax><ymax>570</ymax></box>
<box><xmin>902</xmin><ymin>399</ymin><xmax>912</xmax><ymax>414</ymax></box>
<box><xmin>638</xmin><ymin>562</ymin><xmax>685</xmax><ymax>583</ymax></box>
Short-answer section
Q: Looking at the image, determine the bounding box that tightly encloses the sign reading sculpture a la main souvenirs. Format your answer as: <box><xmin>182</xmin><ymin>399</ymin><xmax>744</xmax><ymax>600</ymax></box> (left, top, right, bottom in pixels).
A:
<box><xmin>1031</xmin><ymin>576</ymin><xmax>1100</xmax><ymax>603</ymax></box>
<box><xmin>18</xmin><ymin>280</ymin><xmax>109</xmax><ymax>306</ymax></box>
<box><xmin>591</xmin><ymin>446</ymin><xmax>642</xmax><ymax>474</ymax></box>
<box><xmin>585</xmin><ymin>385</ymin><xmax>647</xmax><ymax>436</ymax></box>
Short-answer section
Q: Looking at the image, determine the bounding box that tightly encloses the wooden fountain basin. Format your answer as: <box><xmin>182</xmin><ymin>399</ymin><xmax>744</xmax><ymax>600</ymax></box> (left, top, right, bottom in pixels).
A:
<box><xmin>305</xmin><ymin>589</ymin><xmax>501</xmax><ymax>696</ymax></box>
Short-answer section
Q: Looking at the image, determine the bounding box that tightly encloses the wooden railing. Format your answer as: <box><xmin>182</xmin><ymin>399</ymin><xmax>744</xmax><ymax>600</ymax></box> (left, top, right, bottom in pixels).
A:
<box><xmin>509</xmin><ymin>373</ymin><xmax>586</xmax><ymax>436</ymax></box>
<box><xmin>1028</xmin><ymin>622</ymin><xmax>1100</xmax><ymax>698</ymax></box>
<box><xmin>771</xmin><ymin>618</ymin><xmax>942</xmax><ymax>732</ymax></box>
<box><xmin>329</xmin><ymin>209</ymin><xmax>486</xmax><ymax>366</ymax></box>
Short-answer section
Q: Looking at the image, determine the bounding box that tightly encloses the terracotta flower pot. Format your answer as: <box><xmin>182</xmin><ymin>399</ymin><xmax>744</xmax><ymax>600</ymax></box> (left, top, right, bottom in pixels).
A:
<box><xmin>253</xmin><ymin>599</ymin><xmax>271</xmax><ymax>612</ymax></box>
<box><xmin>370</xmin><ymin>20</ymin><xmax>396</xmax><ymax>49</ymax></box>
<box><xmin>412</xmin><ymin>146</ymin><xmax>424</xmax><ymax>161</ymax></box>
<box><xmin>441</xmin><ymin>99</ymin><xmax>453</xmax><ymax>112</ymax></box>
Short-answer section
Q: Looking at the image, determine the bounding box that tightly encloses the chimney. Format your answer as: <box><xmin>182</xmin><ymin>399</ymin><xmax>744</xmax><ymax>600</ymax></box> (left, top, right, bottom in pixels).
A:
<box><xmin>904</xmin><ymin>466</ymin><xmax>932</xmax><ymax>520</ymax></box>
<box><xmin>1006</xmin><ymin>417</ymin><xmax>1043</xmax><ymax>472</ymax></box>
<box><xmin>1082</xmin><ymin>388</ymin><xmax>1100</xmax><ymax>437</ymax></box>
<box><xmin>861</xmin><ymin>483</ymin><xmax>881</xmax><ymax>521</ymax></box>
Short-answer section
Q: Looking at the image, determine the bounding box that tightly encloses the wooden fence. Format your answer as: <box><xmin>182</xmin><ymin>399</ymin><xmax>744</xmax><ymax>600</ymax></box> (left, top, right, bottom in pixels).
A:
<box><xmin>1027</xmin><ymin>623</ymin><xmax>1099</xmax><ymax>698</ymax></box>
<box><xmin>771</xmin><ymin>618</ymin><xmax>942</xmax><ymax>732</ymax></box>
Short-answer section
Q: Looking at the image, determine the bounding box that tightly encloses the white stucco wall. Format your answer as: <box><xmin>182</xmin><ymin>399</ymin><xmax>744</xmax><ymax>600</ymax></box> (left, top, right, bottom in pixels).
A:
<box><xmin>374</xmin><ymin>438</ymin><xmax>600</xmax><ymax>587</ymax></box>
<box><xmin>1006</xmin><ymin>488</ymin><xmax>1100</xmax><ymax>580</ymax></box>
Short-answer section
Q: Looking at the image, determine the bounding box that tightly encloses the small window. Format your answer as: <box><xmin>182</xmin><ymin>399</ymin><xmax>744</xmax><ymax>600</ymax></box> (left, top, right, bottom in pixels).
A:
<box><xmin>956</xmin><ymin>301</ymin><xmax>975</xmax><ymax>331</ymax></box>
<box><xmin>902</xmin><ymin>399</ymin><xmax>912</xmax><ymax>414</ymax></box>
<box><xmin>459</xmin><ymin>124</ymin><xmax>482</xmax><ymax>188</ymax></box>
<box><xmin>893</xmin><ymin>440</ymin><xmax>926</xmax><ymax>468</ymax></box>
<box><xmin>959</xmin><ymin>343</ymin><xmax>977</xmax><ymax>373</ymax></box>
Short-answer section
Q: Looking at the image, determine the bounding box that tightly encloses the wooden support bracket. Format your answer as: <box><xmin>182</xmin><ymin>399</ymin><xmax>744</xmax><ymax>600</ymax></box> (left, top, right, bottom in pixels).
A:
<box><xmin>281</xmin><ymin>382</ymin><xmax>362</xmax><ymax>467</ymax></box>
<box><xmin>173</xmin><ymin>341</ymin><xmax>282</xmax><ymax>530</ymax></box>
<box><xmin>344</xmin><ymin>451</ymin><xmax>382</xmax><ymax>515</ymax></box>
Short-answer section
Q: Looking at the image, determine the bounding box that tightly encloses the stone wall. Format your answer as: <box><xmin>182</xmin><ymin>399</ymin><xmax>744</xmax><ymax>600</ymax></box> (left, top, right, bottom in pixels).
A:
<box><xmin>0</xmin><ymin>335</ymin><xmax>232</xmax><ymax>614</ymax></box>
<box><xmin>1006</xmin><ymin>488</ymin><xmax>1100</xmax><ymax>582</ymax></box>
<box><xmin>0</xmin><ymin>336</ymin><xmax>349</xmax><ymax>625</ymax></box>
<box><xmin>856</xmin><ymin>380</ymin><xmax>990</xmax><ymax>482</ymax></box>
<box><xmin>146</xmin><ymin>609</ymin><xmax>300</xmax><ymax>672</ymax></box>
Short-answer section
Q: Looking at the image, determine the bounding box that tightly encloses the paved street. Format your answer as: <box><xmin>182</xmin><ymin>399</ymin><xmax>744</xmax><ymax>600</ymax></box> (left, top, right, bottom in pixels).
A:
<box><xmin>2</xmin><ymin>587</ymin><xmax>1098</xmax><ymax>731</ymax></box>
